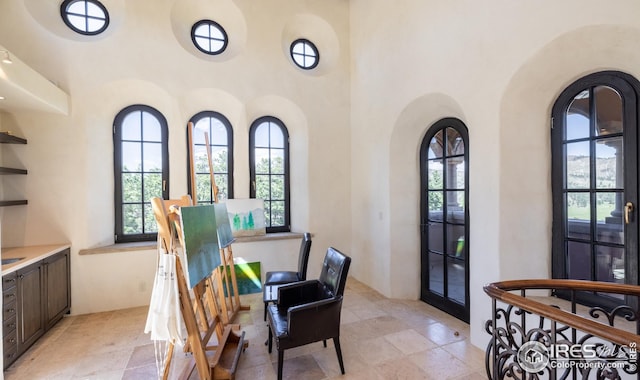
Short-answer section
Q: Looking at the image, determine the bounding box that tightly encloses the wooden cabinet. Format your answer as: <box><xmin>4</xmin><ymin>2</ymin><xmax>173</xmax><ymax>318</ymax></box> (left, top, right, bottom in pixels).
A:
<box><xmin>0</xmin><ymin>132</ymin><xmax>28</xmax><ymax>207</ymax></box>
<box><xmin>16</xmin><ymin>262</ymin><xmax>44</xmax><ymax>354</ymax></box>
<box><xmin>44</xmin><ymin>249</ymin><xmax>71</xmax><ymax>329</ymax></box>
<box><xmin>2</xmin><ymin>248</ymin><xmax>70</xmax><ymax>369</ymax></box>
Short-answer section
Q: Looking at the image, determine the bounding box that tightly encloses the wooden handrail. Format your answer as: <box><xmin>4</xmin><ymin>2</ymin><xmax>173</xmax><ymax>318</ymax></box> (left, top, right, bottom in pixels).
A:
<box><xmin>487</xmin><ymin>279</ymin><xmax>640</xmax><ymax>295</ymax></box>
<box><xmin>484</xmin><ymin>279</ymin><xmax>640</xmax><ymax>346</ymax></box>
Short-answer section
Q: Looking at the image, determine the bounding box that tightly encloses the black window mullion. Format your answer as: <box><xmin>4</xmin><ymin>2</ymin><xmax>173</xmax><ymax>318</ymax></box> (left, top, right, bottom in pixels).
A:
<box><xmin>139</xmin><ymin>111</ymin><xmax>146</xmax><ymax>234</ymax></box>
<box><xmin>588</xmin><ymin>87</ymin><xmax>598</xmax><ymax>283</ymax></box>
<box><xmin>443</xmin><ymin>128</ymin><xmax>450</xmax><ymax>298</ymax></box>
<box><xmin>83</xmin><ymin>1</ymin><xmax>89</xmax><ymax>31</ymax></box>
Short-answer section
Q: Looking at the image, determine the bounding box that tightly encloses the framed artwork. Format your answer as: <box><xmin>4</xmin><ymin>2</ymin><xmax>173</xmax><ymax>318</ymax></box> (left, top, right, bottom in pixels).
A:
<box><xmin>223</xmin><ymin>199</ymin><xmax>266</xmax><ymax>237</ymax></box>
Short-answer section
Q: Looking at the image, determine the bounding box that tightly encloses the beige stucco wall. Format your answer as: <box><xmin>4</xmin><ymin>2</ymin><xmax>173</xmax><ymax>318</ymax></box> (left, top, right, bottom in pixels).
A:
<box><xmin>0</xmin><ymin>0</ymin><xmax>351</xmax><ymax>318</ymax></box>
<box><xmin>349</xmin><ymin>0</ymin><xmax>640</xmax><ymax>346</ymax></box>
<box><xmin>2</xmin><ymin>0</ymin><xmax>640</xmax><ymax>353</ymax></box>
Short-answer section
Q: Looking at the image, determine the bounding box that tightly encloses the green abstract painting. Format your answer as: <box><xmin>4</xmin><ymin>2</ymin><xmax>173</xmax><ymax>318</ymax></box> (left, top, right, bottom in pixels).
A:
<box><xmin>214</xmin><ymin>203</ymin><xmax>235</xmax><ymax>248</ymax></box>
<box><xmin>180</xmin><ymin>204</ymin><xmax>220</xmax><ymax>288</ymax></box>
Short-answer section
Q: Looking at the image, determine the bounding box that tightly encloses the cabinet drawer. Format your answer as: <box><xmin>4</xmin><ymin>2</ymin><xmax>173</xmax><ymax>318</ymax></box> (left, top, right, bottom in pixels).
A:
<box><xmin>3</xmin><ymin>286</ymin><xmax>17</xmax><ymax>305</ymax></box>
<box><xmin>3</xmin><ymin>315</ymin><xmax>16</xmax><ymax>337</ymax></box>
<box><xmin>3</xmin><ymin>328</ymin><xmax>16</xmax><ymax>349</ymax></box>
<box><xmin>2</xmin><ymin>273</ymin><xmax>17</xmax><ymax>290</ymax></box>
<box><xmin>4</xmin><ymin>342</ymin><xmax>17</xmax><ymax>369</ymax></box>
<box><xmin>3</xmin><ymin>300</ymin><xmax>16</xmax><ymax>321</ymax></box>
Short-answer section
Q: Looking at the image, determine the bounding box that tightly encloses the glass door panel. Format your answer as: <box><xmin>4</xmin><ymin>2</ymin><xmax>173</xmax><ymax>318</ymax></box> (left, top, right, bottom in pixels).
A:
<box><xmin>420</xmin><ymin>119</ymin><xmax>469</xmax><ymax>322</ymax></box>
<box><xmin>552</xmin><ymin>72</ymin><xmax>639</xmax><ymax>308</ymax></box>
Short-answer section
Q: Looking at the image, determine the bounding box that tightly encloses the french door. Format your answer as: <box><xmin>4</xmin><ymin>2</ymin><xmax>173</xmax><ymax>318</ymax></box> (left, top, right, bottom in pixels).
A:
<box><xmin>551</xmin><ymin>71</ymin><xmax>639</xmax><ymax>308</ymax></box>
<box><xmin>420</xmin><ymin>118</ymin><xmax>470</xmax><ymax>323</ymax></box>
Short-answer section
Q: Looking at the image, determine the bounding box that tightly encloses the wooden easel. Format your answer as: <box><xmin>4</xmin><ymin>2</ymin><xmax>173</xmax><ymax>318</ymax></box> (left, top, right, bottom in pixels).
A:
<box><xmin>143</xmin><ymin>123</ymin><xmax>246</xmax><ymax>379</ymax></box>
<box><xmin>151</xmin><ymin>196</ymin><xmax>247</xmax><ymax>380</ymax></box>
<box><xmin>188</xmin><ymin>122</ymin><xmax>250</xmax><ymax>322</ymax></box>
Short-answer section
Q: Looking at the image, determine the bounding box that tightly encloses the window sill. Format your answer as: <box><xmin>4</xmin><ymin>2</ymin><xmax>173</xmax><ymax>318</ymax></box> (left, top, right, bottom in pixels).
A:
<box><xmin>78</xmin><ymin>232</ymin><xmax>304</xmax><ymax>256</ymax></box>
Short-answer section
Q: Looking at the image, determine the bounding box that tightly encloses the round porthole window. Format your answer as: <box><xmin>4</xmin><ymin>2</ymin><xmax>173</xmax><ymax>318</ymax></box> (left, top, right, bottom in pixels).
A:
<box><xmin>290</xmin><ymin>39</ymin><xmax>319</xmax><ymax>70</ymax></box>
<box><xmin>60</xmin><ymin>0</ymin><xmax>109</xmax><ymax>35</ymax></box>
<box><xmin>191</xmin><ymin>20</ymin><xmax>228</xmax><ymax>55</ymax></box>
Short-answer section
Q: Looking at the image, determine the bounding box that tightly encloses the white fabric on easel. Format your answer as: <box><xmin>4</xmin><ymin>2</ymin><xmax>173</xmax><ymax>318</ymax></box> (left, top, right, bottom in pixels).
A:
<box><xmin>144</xmin><ymin>242</ymin><xmax>184</xmax><ymax>345</ymax></box>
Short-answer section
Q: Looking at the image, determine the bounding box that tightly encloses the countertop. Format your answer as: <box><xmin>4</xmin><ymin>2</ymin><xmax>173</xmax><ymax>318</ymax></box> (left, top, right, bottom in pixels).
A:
<box><xmin>2</xmin><ymin>244</ymin><xmax>71</xmax><ymax>274</ymax></box>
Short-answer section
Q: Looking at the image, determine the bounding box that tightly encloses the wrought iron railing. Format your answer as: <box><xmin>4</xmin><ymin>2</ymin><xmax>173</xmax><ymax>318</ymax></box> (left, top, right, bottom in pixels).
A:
<box><xmin>485</xmin><ymin>280</ymin><xmax>640</xmax><ymax>379</ymax></box>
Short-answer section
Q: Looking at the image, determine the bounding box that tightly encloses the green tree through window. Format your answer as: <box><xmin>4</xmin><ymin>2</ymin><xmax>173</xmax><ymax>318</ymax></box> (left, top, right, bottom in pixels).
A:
<box><xmin>188</xmin><ymin>111</ymin><xmax>233</xmax><ymax>203</ymax></box>
<box><xmin>113</xmin><ymin>105</ymin><xmax>169</xmax><ymax>243</ymax></box>
<box><xmin>249</xmin><ymin>117</ymin><xmax>290</xmax><ymax>232</ymax></box>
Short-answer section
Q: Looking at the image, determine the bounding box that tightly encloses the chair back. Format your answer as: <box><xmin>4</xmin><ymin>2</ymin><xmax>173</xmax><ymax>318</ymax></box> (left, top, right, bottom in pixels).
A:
<box><xmin>297</xmin><ymin>232</ymin><xmax>312</xmax><ymax>280</ymax></box>
<box><xmin>318</xmin><ymin>247</ymin><xmax>351</xmax><ymax>297</ymax></box>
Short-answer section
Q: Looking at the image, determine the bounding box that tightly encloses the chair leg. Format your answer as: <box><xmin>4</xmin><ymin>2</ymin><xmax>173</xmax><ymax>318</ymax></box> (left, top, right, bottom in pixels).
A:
<box><xmin>277</xmin><ymin>349</ymin><xmax>284</xmax><ymax>380</ymax></box>
<box><xmin>264</xmin><ymin>302</ymin><xmax>267</xmax><ymax>321</ymax></box>
<box><xmin>267</xmin><ymin>325</ymin><xmax>273</xmax><ymax>353</ymax></box>
<box><xmin>333</xmin><ymin>337</ymin><xmax>345</xmax><ymax>374</ymax></box>
<box><xmin>323</xmin><ymin>339</ymin><xmax>327</xmax><ymax>347</ymax></box>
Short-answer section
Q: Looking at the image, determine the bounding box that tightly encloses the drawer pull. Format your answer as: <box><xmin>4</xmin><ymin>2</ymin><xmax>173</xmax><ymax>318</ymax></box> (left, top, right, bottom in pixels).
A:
<box><xmin>6</xmin><ymin>308</ymin><xmax>14</xmax><ymax>313</ymax></box>
<box><xmin>7</xmin><ymin>323</ymin><xmax>15</xmax><ymax>329</ymax></box>
<box><xmin>7</xmin><ymin>338</ymin><xmax>14</xmax><ymax>344</ymax></box>
<box><xmin>4</xmin><ymin>294</ymin><xmax>15</xmax><ymax>299</ymax></box>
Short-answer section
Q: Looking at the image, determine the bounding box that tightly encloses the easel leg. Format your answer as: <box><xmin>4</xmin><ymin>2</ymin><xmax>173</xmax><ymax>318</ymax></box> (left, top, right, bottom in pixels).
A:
<box><xmin>162</xmin><ymin>342</ymin><xmax>175</xmax><ymax>380</ymax></box>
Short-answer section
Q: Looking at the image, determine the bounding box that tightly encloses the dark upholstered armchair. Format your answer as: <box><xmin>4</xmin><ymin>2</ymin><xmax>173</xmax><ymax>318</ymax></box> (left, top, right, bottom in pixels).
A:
<box><xmin>266</xmin><ymin>247</ymin><xmax>351</xmax><ymax>380</ymax></box>
<box><xmin>263</xmin><ymin>232</ymin><xmax>312</xmax><ymax>320</ymax></box>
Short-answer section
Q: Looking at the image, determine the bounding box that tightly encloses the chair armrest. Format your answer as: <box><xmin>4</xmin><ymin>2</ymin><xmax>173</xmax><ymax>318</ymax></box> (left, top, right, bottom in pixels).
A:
<box><xmin>287</xmin><ymin>296</ymin><xmax>343</xmax><ymax>342</ymax></box>
<box><xmin>277</xmin><ymin>280</ymin><xmax>324</xmax><ymax>308</ymax></box>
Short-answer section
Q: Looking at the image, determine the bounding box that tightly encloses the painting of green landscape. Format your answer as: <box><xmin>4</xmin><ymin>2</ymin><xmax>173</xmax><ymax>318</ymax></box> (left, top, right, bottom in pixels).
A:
<box><xmin>223</xmin><ymin>199</ymin><xmax>266</xmax><ymax>237</ymax></box>
<box><xmin>180</xmin><ymin>204</ymin><xmax>221</xmax><ymax>288</ymax></box>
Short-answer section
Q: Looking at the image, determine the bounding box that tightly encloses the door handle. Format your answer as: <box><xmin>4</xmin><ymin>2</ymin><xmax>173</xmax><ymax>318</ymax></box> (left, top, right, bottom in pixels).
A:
<box><xmin>625</xmin><ymin>202</ymin><xmax>634</xmax><ymax>224</ymax></box>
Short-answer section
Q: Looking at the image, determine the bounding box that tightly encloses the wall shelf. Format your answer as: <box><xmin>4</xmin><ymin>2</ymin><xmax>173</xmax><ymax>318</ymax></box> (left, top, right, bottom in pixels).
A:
<box><xmin>0</xmin><ymin>200</ymin><xmax>28</xmax><ymax>207</ymax></box>
<box><xmin>0</xmin><ymin>167</ymin><xmax>27</xmax><ymax>175</ymax></box>
<box><xmin>1</xmin><ymin>132</ymin><xmax>28</xmax><ymax>207</ymax></box>
<box><xmin>0</xmin><ymin>132</ymin><xmax>27</xmax><ymax>144</ymax></box>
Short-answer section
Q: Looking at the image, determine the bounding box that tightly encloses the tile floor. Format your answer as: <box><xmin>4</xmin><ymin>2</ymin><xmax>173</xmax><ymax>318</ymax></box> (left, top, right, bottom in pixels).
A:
<box><xmin>4</xmin><ymin>277</ymin><xmax>487</xmax><ymax>379</ymax></box>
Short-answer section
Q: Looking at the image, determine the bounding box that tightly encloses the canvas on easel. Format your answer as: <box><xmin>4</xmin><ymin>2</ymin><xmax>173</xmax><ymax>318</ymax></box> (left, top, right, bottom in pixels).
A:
<box><xmin>213</xmin><ymin>201</ymin><xmax>250</xmax><ymax>321</ymax></box>
<box><xmin>223</xmin><ymin>198</ymin><xmax>266</xmax><ymax>237</ymax></box>
<box><xmin>179</xmin><ymin>204</ymin><xmax>221</xmax><ymax>288</ymax></box>
<box><xmin>214</xmin><ymin>202</ymin><xmax>235</xmax><ymax>248</ymax></box>
<box><xmin>150</xmin><ymin>197</ymin><xmax>247</xmax><ymax>380</ymax></box>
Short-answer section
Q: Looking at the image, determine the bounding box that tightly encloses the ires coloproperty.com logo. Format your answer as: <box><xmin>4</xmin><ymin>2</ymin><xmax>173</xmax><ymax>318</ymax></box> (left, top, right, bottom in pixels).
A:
<box><xmin>517</xmin><ymin>341</ymin><xmax>638</xmax><ymax>373</ymax></box>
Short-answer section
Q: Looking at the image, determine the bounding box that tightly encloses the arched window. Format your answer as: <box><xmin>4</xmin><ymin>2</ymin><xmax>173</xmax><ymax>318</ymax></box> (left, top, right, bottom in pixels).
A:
<box><xmin>188</xmin><ymin>111</ymin><xmax>234</xmax><ymax>203</ymax></box>
<box><xmin>113</xmin><ymin>105</ymin><xmax>169</xmax><ymax>243</ymax></box>
<box><xmin>552</xmin><ymin>71</ymin><xmax>640</xmax><ymax>308</ymax></box>
<box><xmin>249</xmin><ymin>117</ymin><xmax>290</xmax><ymax>232</ymax></box>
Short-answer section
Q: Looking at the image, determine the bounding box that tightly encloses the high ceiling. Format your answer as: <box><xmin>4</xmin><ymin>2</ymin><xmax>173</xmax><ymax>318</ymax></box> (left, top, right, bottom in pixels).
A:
<box><xmin>0</xmin><ymin>47</ymin><xmax>69</xmax><ymax>115</ymax></box>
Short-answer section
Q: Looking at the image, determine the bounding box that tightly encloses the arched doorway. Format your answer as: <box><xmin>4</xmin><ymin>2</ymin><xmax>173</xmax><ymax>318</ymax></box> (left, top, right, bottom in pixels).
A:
<box><xmin>551</xmin><ymin>71</ymin><xmax>640</xmax><ymax>308</ymax></box>
<box><xmin>420</xmin><ymin>118</ymin><xmax>470</xmax><ymax>322</ymax></box>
